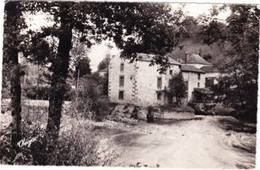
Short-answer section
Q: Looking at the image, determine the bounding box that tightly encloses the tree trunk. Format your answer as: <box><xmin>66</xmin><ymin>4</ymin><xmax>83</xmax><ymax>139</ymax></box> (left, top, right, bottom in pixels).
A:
<box><xmin>46</xmin><ymin>7</ymin><xmax>72</xmax><ymax>142</ymax></box>
<box><xmin>9</xmin><ymin>50</ymin><xmax>22</xmax><ymax>149</ymax></box>
<box><xmin>5</xmin><ymin>1</ymin><xmax>22</xmax><ymax>150</ymax></box>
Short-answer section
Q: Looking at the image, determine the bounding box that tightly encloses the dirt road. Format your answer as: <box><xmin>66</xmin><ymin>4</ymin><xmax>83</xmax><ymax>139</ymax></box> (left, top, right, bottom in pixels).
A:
<box><xmin>111</xmin><ymin>116</ymin><xmax>256</xmax><ymax>168</ymax></box>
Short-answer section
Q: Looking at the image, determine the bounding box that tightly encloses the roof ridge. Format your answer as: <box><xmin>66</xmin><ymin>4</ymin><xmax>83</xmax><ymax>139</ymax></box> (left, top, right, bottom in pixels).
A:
<box><xmin>186</xmin><ymin>53</ymin><xmax>211</xmax><ymax>65</ymax></box>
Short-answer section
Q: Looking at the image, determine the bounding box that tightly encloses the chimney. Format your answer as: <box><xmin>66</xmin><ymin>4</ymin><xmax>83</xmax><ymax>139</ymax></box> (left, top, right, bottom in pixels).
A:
<box><xmin>185</xmin><ymin>52</ymin><xmax>189</xmax><ymax>63</ymax></box>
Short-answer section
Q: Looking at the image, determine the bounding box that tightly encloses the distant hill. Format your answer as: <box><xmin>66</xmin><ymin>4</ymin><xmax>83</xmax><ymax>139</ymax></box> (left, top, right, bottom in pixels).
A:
<box><xmin>168</xmin><ymin>19</ymin><xmax>233</xmax><ymax>66</ymax></box>
<box><xmin>168</xmin><ymin>38</ymin><xmax>232</xmax><ymax>66</ymax></box>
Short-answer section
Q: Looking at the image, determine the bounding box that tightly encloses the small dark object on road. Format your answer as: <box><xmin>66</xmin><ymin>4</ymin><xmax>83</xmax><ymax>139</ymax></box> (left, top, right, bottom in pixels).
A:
<box><xmin>147</xmin><ymin>106</ymin><xmax>154</xmax><ymax>123</ymax></box>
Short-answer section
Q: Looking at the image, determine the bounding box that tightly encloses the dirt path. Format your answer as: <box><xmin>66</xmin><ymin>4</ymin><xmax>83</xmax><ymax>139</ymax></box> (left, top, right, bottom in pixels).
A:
<box><xmin>111</xmin><ymin>116</ymin><xmax>256</xmax><ymax>168</ymax></box>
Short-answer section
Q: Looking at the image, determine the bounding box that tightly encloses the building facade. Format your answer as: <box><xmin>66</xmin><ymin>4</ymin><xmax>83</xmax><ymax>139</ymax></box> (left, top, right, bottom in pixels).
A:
<box><xmin>108</xmin><ymin>53</ymin><xmax>181</xmax><ymax>106</ymax></box>
<box><xmin>181</xmin><ymin>65</ymin><xmax>206</xmax><ymax>102</ymax></box>
<box><xmin>180</xmin><ymin>53</ymin><xmax>219</xmax><ymax>102</ymax></box>
<box><xmin>108</xmin><ymin>53</ymin><xmax>219</xmax><ymax>107</ymax></box>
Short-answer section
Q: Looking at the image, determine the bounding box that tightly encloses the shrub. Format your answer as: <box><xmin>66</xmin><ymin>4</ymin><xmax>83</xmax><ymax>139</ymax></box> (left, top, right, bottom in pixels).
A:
<box><xmin>46</xmin><ymin>117</ymin><xmax>99</xmax><ymax>165</ymax></box>
<box><xmin>71</xmin><ymin>77</ymin><xmax>111</xmax><ymax>121</ymax></box>
<box><xmin>0</xmin><ymin>109</ymin><xmax>105</xmax><ymax>165</ymax></box>
<box><xmin>23</xmin><ymin>85</ymin><xmax>50</xmax><ymax>100</ymax></box>
<box><xmin>23</xmin><ymin>84</ymin><xmax>73</xmax><ymax>101</ymax></box>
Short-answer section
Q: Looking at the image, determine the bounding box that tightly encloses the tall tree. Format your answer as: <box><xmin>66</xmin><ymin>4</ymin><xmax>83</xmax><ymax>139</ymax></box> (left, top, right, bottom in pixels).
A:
<box><xmin>208</xmin><ymin>5</ymin><xmax>259</xmax><ymax>121</ymax></box>
<box><xmin>20</xmin><ymin>2</ymin><xmax>180</xmax><ymax>143</ymax></box>
<box><xmin>45</xmin><ymin>3</ymin><xmax>73</xmax><ymax>142</ymax></box>
<box><xmin>3</xmin><ymin>1</ymin><xmax>26</xmax><ymax>150</ymax></box>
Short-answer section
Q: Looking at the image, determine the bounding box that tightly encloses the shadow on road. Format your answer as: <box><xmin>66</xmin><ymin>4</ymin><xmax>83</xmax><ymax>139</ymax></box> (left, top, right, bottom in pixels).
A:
<box><xmin>153</xmin><ymin>116</ymin><xmax>204</xmax><ymax>125</ymax></box>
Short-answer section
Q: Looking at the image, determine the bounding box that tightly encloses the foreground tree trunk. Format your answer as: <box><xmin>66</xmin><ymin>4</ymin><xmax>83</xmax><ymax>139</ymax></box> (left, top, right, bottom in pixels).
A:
<box><xmin>9</xmin><ymin>52</ymin><xmax>22</xmax><ymax>149</ymax></box>
<box><xmin>46</xmin><ymin>7</ymin><xmax>72</xmax><ymax>142</ymax></box>
<box><xmin>5</xmin><ymin>1</ymin><xmax>22</xmax><ymax>150</ymax></box>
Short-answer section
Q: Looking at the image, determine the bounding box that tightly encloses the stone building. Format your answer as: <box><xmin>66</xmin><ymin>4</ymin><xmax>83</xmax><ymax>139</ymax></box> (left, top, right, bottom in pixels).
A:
<box><xmin>108</xmin><ymin>53</ymin><xmax>219</xmax><ymax>106</ymax></box>
<box><xmin>108</xmin><ymin>53</ymin><xmax>181</xmax><ymax>106</ymax></box>
<box><xmin>180</xmin><ymin>53</ymin><xmax>219</xmax><ymax>102</ymax></box>
<box><xmin>181</xmin><ymin>65</ymin><xmax>206</xmax><ymax>102</ymax></box>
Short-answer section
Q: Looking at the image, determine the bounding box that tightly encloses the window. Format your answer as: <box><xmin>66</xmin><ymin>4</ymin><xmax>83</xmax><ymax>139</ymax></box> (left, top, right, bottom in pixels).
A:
<box><xmin>157</xmin><ymin>92</ymin><xmax>162</xmax><ymax>100</ymax></box>
<box><xmin>157</xmin><ymin>77</ymin><xmax>162</xmax><ymax>89</ymax></box>
<box><xmin>119</xmin><ymin>91</ymin><xmax>124</xmax><ymax>100</ymax></box>
<box><xmin>197</xmin><ymin>82</ymin><xmax>200</xmax><ymax>88</ymax></box>
<box><xmin>185</xmin><ymin>81</ymin><xmax>188</xmax><ymax>91</ymax></box>
<box><xmin>120</xmin><ymin>63</ymin><xmax>124</xmax><ymax>72</ymax></box>
<box><xmin>198</xmin><ymin>73</ymin><xmax>201</xmax><ymax>80</ymax></box>
<box><xmin>205</xmin><ymin>77</ymin><xmax>214</xmax><ymax>87</ymax></box>
<box><xmin>169</xmin><ymin>70</ymin><xmax>173</xmax><ymax>75</ymax></box>
<box><xmin>119</xmin><ymin>75</ymin><xmax>124</xmax><ymax>87</ymax></box>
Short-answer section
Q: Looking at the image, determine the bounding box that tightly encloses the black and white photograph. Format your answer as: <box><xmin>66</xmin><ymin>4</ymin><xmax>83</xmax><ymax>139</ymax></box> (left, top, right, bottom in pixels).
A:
<box><xmin>0</xmin><ymin>0</ymin><xmax>259</xmax><ymax>168</ymax></box>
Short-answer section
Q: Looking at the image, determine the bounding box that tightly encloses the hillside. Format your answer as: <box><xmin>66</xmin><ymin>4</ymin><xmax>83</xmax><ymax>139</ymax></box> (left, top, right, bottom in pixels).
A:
<box><xmin>168</xmin><ymin>37</ymin><xmax>233</xmax><ymax>66</ymax></box>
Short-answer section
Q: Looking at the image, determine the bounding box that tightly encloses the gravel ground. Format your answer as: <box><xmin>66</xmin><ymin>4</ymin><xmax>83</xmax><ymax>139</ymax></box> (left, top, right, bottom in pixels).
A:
<box><xmin>0</xmin><ymin>100</ymin><xmax>256</xmax><ymax>168</ymax></box>
<box><xmin>110</xmin><ymin>116</ymin><xmax>256</xmax><ymax>168</ymax></box>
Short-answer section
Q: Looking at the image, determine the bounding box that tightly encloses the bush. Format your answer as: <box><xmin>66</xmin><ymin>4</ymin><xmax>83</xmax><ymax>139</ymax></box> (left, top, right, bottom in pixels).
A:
<box><xmin>23</xmin><ymin>85</ymin><xmax>49</xmax><ymax>100</ymax></box>
<box><xmin>47</xmin><ymin>118</ymin><xmax>99</xmax><ymax>166</ymax></box>
<box><xmin>0</xmin><ymin>109</ymin><xmax>105</xmax><ymax>165</ymax></box>
<box><xmin>71</xmin><ymin>77</ymin><xmax>111</xmax><ymax>121</ymax></box>
<box><xmin>23</xmin><ymin>84</ymin><xmax>73</xmax><ymax>101</ymax></box>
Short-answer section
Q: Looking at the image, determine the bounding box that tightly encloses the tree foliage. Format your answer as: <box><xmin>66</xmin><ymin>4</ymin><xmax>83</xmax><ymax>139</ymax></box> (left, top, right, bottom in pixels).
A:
<box><xmin>74</xmin><ymin>57</ymin><xmax>92</xmax><ymax>79</ymax></box>
<box><xmin>97</xmin><ymin>55</ymin><xmax>110</xmax><ymax>71</ymax></box>
<box><xmin>209</xmin><ymin>5</ymin><xmax>259</xmax><ymax>121</ymax></box>
<box><xmin>167</xmin><ymin>73</ymin><xmax>186</xmax><ymax>105</ymax></box>
<box><xmin>200</xmin><ymin>20</ymin><xmax>226</xmax><ymax>45</ymax></box>
<box><xmin>9</xmin><ymin>1</ymin><xmax>181</xmax><ymax>144</ymax></box>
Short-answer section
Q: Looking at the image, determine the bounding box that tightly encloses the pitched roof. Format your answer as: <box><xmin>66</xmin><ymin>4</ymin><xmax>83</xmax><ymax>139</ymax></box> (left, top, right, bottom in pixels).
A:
<box><xmin>186</xmin><ymin>54</ymin><xmax>211</xmax><ymax>65</ymax></box>
<box><xmin>181</xmin><ymin>65</ymin><xmax>204</xmax><ymax>73</ymax></box>
<box><xmin>137</xmin><ymin>53</ymin><xmax>181</xmax><ymax>65</ymax></box>
<box><xmin>168</xmin><ymin>57</ymin><xmax>181</xmax><ymax>65</ymax></box>
<box><xmin>200</xmin><ymin>66</ymin><xmax>219</xmax><ymax>73</ymax></box>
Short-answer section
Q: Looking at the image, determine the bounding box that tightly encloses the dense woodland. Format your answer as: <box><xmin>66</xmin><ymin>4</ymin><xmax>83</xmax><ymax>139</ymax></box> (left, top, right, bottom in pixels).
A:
<box><xmin>0</xmin><ymin>1</ymin><xmax>259</xmax><ymax>165</ymax></box>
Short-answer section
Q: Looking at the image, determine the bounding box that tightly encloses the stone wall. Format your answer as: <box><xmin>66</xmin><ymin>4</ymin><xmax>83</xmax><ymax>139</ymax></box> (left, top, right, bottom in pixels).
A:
<box><xmin>108</xmin><ymin>55</ymin><xmax>136</xmax><ymax>104</ymax></box>
<box><xmin>135</xmin><ymin>61</ymin><xmax>180</xmax><ymax>106</ymax></box>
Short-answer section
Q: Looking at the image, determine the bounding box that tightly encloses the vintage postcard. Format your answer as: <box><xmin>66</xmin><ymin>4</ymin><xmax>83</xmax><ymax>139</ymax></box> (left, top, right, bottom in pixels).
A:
<box><xmin>0</xmin><ymin>0</ymin><xmax>258</xmax><ymax>169</ymax></box>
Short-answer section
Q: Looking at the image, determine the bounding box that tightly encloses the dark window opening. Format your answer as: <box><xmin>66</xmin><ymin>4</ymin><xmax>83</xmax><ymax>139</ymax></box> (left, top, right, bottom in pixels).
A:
<box><xmin>119</xmin><ymin>75</ymin><xmax>124</xmax><ymax>87</ymax></box>
<box><xmin>198</xmin><ymin>73</ymin><xmax>201</xmax><ymax>80</ymax></box>
<box><xmin>119</xmin><ymin>91</ymin><xmax>124</xmax><ymax>100</ymax></box>
<box><xmin>157</xmin><ymin>92</ymin><xmax>162</xmax><ymax>100</ymax></box>
<box><xmin>157</xmin><ymin>77</ymin><xmax>162</xmax><ymax>89</ymax></box>
<box><xmin>169</xmin><ymin>70</ymin><xmax>173</xmax><ymax>75</ymax></box>
<box><xmin>120</xmin><ymin>63</ymin><xmax>124</xmax><ymax>72</ymax></box>
<box><xmin>205</xmin><ymin>77</ymin><xmax>214</xmax><ymax>87</ymax></box>
<box><xmin>198</xmin><ymin>82</ymin><xmax>200</xmax><ymax>88</ymax></box>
